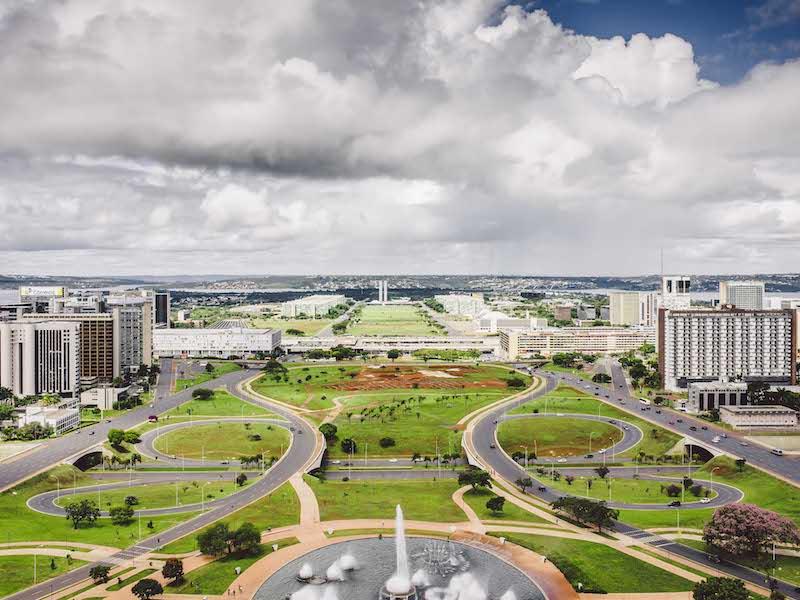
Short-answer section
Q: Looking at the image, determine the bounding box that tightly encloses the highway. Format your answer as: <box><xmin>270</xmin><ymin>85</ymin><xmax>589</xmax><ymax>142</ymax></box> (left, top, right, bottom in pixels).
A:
<box><xmin>466</xmin><ymin>370</ymin><xmax>800</xmax><ymax>599</ymax></box>
<box><xmin>5</xmin><ymin>362</ymin><xmax>321</xmax><ymax>600</ymax></box>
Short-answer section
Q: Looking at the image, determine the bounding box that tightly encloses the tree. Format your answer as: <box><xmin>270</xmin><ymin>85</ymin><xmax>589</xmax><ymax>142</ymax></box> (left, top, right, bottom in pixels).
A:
<box><xmin>735</xmin><ymin>458</ymin><xmax>747</xmax><ymax>472</ymax></box>
<box><xmin>89</xmin><ymin>565</ymin><xmax>111</xmax><ymax>584</ymax></box>
<box><xmin>486</xmin><ymin>496</ymin><xmax>506</xmax><ymax>514</ymax></box>
<box><xmin>197</xmin><ymin>523</ymin><xmax>231</xmax><ymax>556</ymax></box>
<box><xmin>0</xmin><ymin>404</ymin><xmax>13</xmax><ymax>421</ymax></box>
<box><xmin>319</xmin><ymin>423</ymin><xmax>338</xmax><ymax>441</ymax></box>
<box><xmin>124</xmin><ymin>495</ymin><xmax>139</xmax><ymax>506</ymax></box>
<box><xmin>594</xmin><ymin>466</ymin><xmax>609</xmax><ymax>479</ymax></box>
<box><xmin>109</xmin><ymin>505</ymin><xmax>135</xmax><ymax>525</ymax></box>
<box><xmin>592</xmin><ymin>373</ymin><xmax>612</xmax><ymax>383</ymax></box>
<box><xmin>191</xmin><ymin>388</ymin><xmax>213</xmax><ymax>400</ymax></box>
<box><xmin>0</xmin><ymin>386</ymin><xmax>13</xmax><ymax>403</ymax></box>
<box><xmin>231</xmin><ymin>522</ymin><xmax>261</xmax><ymax>554</ymax></box>
<box><xmin>458</xmin><ymin>469</ymin><xmax>492</xmax><ymax>491</ymax></box>
<box><xmin>379</xmin><ymin>437</ymin><xmax>396</xmax><ymax>448</ymax></box>
<box><xmin>107</xmin><ymin>429</ymin><xmax>125</xmax><ymax>447</ymax></box>
<box><xmin>236</xmin><ymin>473</ymin><xmax>248</xmax><ymax>487</ymax></box>
<box><xmin>162</xmin><ymin>558</ymin><xmax>184</xmax><ymax>584</ymax></box>
<box><xmin>703</xmin><ymin>503</ymin><xmax>800</xmax><ymax>557</ymax></box>
<box><xmin>123</xmin><ymin>431</ymin><xmax>141</xmax><ymax>444</ymax></box>
<box><xmin>340</xmin><ymin>438</ymin><xmax>357</xmax><ymax>455</ymax></box>
<box><xmin>551</xmin><ymin>496</ymin><xmax>618</xmax><ymax>532</ymax></box>
<box><xmin>515</xmin><ymin>477</ymin><xmax>533</xmax><ymax>493</ymax></box>
<box><xmin>387</xmin><ymin>349</ymin><xmax>401</xmax><ymax>361</ymax></box>
<box><xmin>505</xmin><ymin>376</ymin><xmax>527</xmax><ymax>388</ymax></box>
<box><xmin>692</xmin><ymin>577</ymin><xmax>749</xmax><ymax>600</ymax></box>
<box><xmin>747</xmin><ymin>381</ymin><xmax>771</xmax><ymax>405</ymax></box>
<box><xmin>564</xmin><ymin>475</ymin><xmax>575</xmax><ymax>486</ymax></box>
<box><xmin>131</xmin><ymin>578</ymin><xmax>163</xmax><ymax>600</ymax></box>
<box><xmin>205</xmin><ymin>362</ymin><xmax>216</xmax><ymax>373</ymax></box>
<box><xmin>64</xmin><ymin>499</ymin><xmax>100</xmax><ymax>529</ymax></box>
<box><xmin>665</xmin><ymin>484</ymin><xmax>682</xmax><ymax>497</ymax></box>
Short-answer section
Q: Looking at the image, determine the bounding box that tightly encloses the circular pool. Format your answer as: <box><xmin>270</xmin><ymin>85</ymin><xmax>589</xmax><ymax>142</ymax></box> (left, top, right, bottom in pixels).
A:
<box><xmin>254</xmin><ymin>537</ymin><xmax>546</xmax><ymax>600</ymax></box>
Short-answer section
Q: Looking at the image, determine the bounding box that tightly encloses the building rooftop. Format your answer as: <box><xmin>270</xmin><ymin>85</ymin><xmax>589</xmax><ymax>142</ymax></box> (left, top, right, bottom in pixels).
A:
<box><xmin>720</xmin><ymin>404</ymin><xmax>797</xmax><ymax>414</ymax></box>
<box><xmin>688</xmin><ymin>381</ymin><xmax>748</xmax><ymax>390</ymax></box>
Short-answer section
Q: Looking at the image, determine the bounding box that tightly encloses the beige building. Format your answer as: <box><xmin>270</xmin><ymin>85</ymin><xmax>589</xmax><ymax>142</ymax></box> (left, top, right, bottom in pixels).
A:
<box><xmin>720</xmin><ymin>405</ymin><xmax>798</xmax><ymax>429</ymax></box>
<box><xmin>499</xmin><ymin>326</ymin><xmax>655</xmax><ymax>360</ymax></box>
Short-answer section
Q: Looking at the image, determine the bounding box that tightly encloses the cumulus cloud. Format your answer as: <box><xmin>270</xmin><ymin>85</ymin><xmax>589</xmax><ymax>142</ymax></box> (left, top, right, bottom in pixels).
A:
<box><xmin>0</xmin><ymin>0</ymin><xmax>798</xmax><ymax>275</ymax></box>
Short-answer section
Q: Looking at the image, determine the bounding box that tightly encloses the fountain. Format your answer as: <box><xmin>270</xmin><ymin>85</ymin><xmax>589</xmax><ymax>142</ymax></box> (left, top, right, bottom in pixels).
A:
<box><xmin>499</xmin><ymin>590</ymin><xmax>517</xmax><ymax>600</ymax></box>
<box><xmin>325</xmin><ymin>561</ymin><xmax>345</xmax><ymax>582</ymax></box>
<box><xmin>380</xmin><ymin>505</ymin><xmax>418</xmax><ymax>600</ymax></box>
<box><xmin>339</xmin><ymin>551</ymin><xmax>358</xmax><ymax>571</ymax></box>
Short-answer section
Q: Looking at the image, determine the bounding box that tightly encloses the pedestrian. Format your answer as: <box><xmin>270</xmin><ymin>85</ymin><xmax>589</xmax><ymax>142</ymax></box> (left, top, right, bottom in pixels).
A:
<box><xmin>238</xmin><ymin>585</ymin><xmax>243</xmax><ymax>593</ymax></box>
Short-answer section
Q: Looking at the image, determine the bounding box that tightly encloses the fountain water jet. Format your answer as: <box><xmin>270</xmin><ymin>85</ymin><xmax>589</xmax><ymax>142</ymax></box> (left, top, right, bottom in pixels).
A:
<box><xmin>339</xmin><ymin>551</ymin><xmax>358</xmax><ymax>571</ymax></box>
<box><xmin>499</xmin><ymin>590</ymin><xmax>517</xmax><ymax>600</ymax></box>
<box><xmin>380</xmin><ymin>505</ymin><xmax>418</xmax><ymax>599</ymax></box>
<box><xmin>326</xmin><ymin>561</ymin><xmax>345</xmax><ymax>582</ymax></box>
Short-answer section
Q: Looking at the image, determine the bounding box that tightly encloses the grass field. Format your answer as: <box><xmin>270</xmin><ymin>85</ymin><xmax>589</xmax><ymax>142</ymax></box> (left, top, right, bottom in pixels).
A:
<box><xmin>55</xmin><ymin>477</ymin><xmax>254</xmax><ymax>511</ymax></box>
<box><xmin>175</xmin><ymin>361</ymin><xmax>241</xmax><ymax>391</ymax></box>
<box><xmin>493</xmin><ymin>532</ymin><xmax>693</xmax><ymax>594</ymax></box>
<box><xmin>461</xmin><ymin>488</ymin><xmax>546</xmax><ymax>523</ymax></box>
<box><xmin>510</xmin><ymin>386</ymin><xmax>681</xmax><ymax>459</ymax></box>
<box><xmin>161</xmin><ymin>390</ymin><xmax>275</xmax><ymax>419</ymax></box>
<box><xmin>498</xmin><ymin>417</ymin><xmax>622</xmax><ymax>458</ymax></box>
<box><xmin>159</xmin><ymin>481</ymin><xmax>299</xmax><ymax>554</ymax></box>
<box><xmin>0</xmin><ymin>555</ymin><xmax>86</xmax><ymax>598</ymax></box>
<box><xmin>250</xmin><ymin>318</ymin><xmax>332</xmax><ymax>336</ymax></box>
<box><xmin>106</xmin><ymin>568</ymin><xmax>157</xmax><ymax>591</ymax></box>
<box><xmin>305</xmin><ymin>476</ymin><xmax>466</xmax><ymax>523</ymax></box>
<box><xmin>154</xmin><ymin>422</ymin><xmax>290</xmax><ymax>460</ymax></box>
<box><xmin>0</xmin><ymin>466</ymin><xmax>200</xmax><ymax>548</ymax></box>
<box><xmin>541</xmin><ymin>473</ymin><xmax>715</xmax><ymax>504</ymax></box>
<box><xmin>168</xmin><ymin>538</ymin><xmax>299</xmax><ymax>594</ymax></box>
<box><xmin>542</xmin><ymin>363</ymin><xmax>599</xmax><ymax>383</ymax></box>
<box><xmin>346</xmin><ymin>305</ymin><xmax>442</xmax><ymax>336</ymax></box>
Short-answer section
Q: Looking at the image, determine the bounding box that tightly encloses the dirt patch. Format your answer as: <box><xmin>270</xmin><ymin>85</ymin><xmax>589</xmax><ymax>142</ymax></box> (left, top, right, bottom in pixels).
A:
<box><xmin>329</xmin><ymin>365</ymin><xmax>508</xmax><ymax>392</ymax></box>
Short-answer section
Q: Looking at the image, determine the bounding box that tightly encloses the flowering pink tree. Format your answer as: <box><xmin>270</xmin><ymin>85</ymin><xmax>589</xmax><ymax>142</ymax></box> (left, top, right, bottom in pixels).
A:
<box><xmin>703</xmin><ymin>503</ymin><xmax>800</xmax><ymax>556</ymax></box>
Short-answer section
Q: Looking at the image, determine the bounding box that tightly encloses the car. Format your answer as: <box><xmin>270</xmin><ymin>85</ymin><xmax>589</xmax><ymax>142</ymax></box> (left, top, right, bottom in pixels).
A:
<box><xmin>88</xmin><ymin>430</ymin><xmax>95</xmax><ymax>435</ymax></box>
<box><xmin>493</xmin><ymin>419</ymin><xmax>498</xmax><ymax>424</ymax></box>
<box><xmin>585</xmin><ymin>454</ymin><xmax>594</xmax><ymax>458</ymax></box>
<box><xmin>708</xmin><ymin>554</ymin><xmax>721</xmax><ymax>564</ymax></box>
<box><xmin>677</xmin><ymin>418</ymin><xmax>683</xmax><ymax>423</ymax></box>
<box><xmin>598</xmin><ymin>448</ymin><xmax>606</xmax><ymax>454</ymax></box>
<box><xmin>721</xmin><ymin>433</ymin><xmax>727</xmax><ymax>438</ymax></box>
<box><xmin>297</xmin><ymin>430</ymin><xmax>303</xmax><ymax>434</ymax></box>
<box><xmin>655</xmin><ymin>409</ymin><xmax>662</xmax><ymax>414</ymax></box>
<box><xmin>740</xmin><ymin>441</ymin><xmax>749</xmax><ymax>446</ymax></box>
<box><xmin>668</xmin><ymin>421</ymin><xmax>675</xmax><ymax>425</ymax></box>
<box><xmin>221</xmin><ymin>460</ymin><xmax>230</xmax><ymax>465</ymax></box>
<box><xmin>556</xmin><ymin>413</ymin><xmax>564</xmax><ymax>417</ymax></box>
<box><xmin>604</xmin><ymin>394</ymin><xmax>610</xmax><ymax>398</ymax></box>
<box><xmin>106</xmin><ymin>418</ymin><xmax>112</xmax><ymax>422</ymax></box>
<box><xmin>700</xmin><ymin>497</ymin><xmax>711</xmax><ymax>504</ymax></box>
<box><xmin>557</xmin><ymin>458</ymin><xmax>567</xmax><ymax>463</ymax></box>
<box><xmin>712</xmin><ymin>436</ymin><xmax>721</xmax><ymax>443</ymax></box>
<box><xmin>489</xmin><ymin>443</ymin><xmax>496</xmax><ymax>449</ymax></box>
<box><xmin>640</xmin><ymin>407</ymin><xmax>646</xmax><ymax>411</ymax></box>
<box><xmin>689</xmin><ymin>426</ymin><xmax>697</xmax><ymax>431</ymax></box>
<box><xmin>331</xmin><ymin>460</ymin><xmax>341</xmax><ymax>464</ymax></box>
<box><xmin>701</xmin><ymin>425</ymin><xmax>708</xmax><ymax>430</ymax></box>
<box><xmin>537</xmin><ymin>486</ymin><xmax>547</xmax><ymax>492</ymax></box>
<box><xmin>388</xmin><ymin>458</ymin><xmax>398</xmax><ymax>463</ymax></box>
<box><xmin>623</xmin><ymin>426</ymin><xmax>629</xmax><ymax>431</ymax></box>
<box><xmin>619</xmin><ymin>384</ymin><xmax>624</xmax><ymax>388</ymax></box>
<box><xmin>668</xmin><ymin>501</ymin><xmax>681</xmax><ymax>507</ymax></box>
<box><xmin>609</xmin><ymin>420</ymin><xmax>616</xmax><ymax>424</ymax></box>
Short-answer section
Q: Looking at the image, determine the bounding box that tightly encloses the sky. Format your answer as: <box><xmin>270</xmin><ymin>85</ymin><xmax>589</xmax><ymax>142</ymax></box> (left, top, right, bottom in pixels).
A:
<box><xmin>0</xmin><ymin>0</ymin><xmax>799</xmax><ymax>277</ymax></box>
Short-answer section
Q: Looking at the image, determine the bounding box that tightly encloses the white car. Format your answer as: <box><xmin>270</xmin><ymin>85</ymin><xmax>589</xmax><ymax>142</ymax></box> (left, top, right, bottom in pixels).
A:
<box><xmin>331</xmin><ymin>460</ymin><xmax>341</xmax><ymax>464</ymax></box>
<box><xmin>557</xmin><ymin>458</ymin><xmax>567</xmax><ymax>463</ymax></box>
<box><xmin>740</xmin><ymin>441</ymin><xmax>749</xmax><ymax>446</ymax></box>
<box><xmin>556</xmin><ymin>413</ymin><xmax>564</xmax><ymax>417</ymax></box>
<box><xmin>700</xmin><ymin>498</ymin><xmax>711</xmax><ymax>504</ymax></box>
<box><xmin>598</xmin><ymin>448</ymin><xmax>606</xmax><ymax>454</ymax></box>
<box><xmin>388</xmin><ymin>458</ymin><xmax>398</xmax><ymax>463</ymax></box>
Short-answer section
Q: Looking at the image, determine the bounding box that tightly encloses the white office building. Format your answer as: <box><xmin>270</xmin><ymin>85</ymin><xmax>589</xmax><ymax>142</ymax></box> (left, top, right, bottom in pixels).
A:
<box><xmin>0</xmin><ymin>321</ymin><xmax>81</xmax><ymax>397</ymax></box>
<box><xmin>282</xmin><ymin>295</ymin><xmax>346</xmax><ymax>318</ymax></box>
<box><xmin>609</xmin><ymin>292</ymin><xmax>658</xmax><ymax>327</ymax></box>
<box><xmin>106</xmin><ymin>296</ymin><xmax>154</xmax><ymax>371</ymax></box>
<box><xmin>154</xmin><ymin>327</ymin><xmax>281</xmax><ymax>358</ymax></box>
<box><xmin>720</xmin><ymin>405</ymin><xmax>798</xmax><ymax>430</ymax></box>
<box><xmin>660</xmin><ymin>276</ymin><xmax>691</xmax><ymax>310</ymax></box>
<box><xmin>499</xmin><ymin>326</ymin><xmax>656</xmax><ymax>360</ymax></box>
<box><xmin>475</xmin><ymin>311</ymin><xmax>547</xmax><ymax>333</ymax></box>
<box><xmin>435</xmin><ymin>294</ymin><xmax>486</xmax><ymax>317</ymax></box>
<box><xmin>16</xmin><ymin>405</ymin><xmax>80</xmax><ymax>435</ymax></box>
<box><xmin>686</xmin><ymin>381</ymin><xmax>749</xmax><ymax>413</ymax></box>
<box><xmin>719</xmin><ymin>280</ymin><xmax>765</xmax><ymax>310</ymax></box>
<box><xmin>659</xmin><ymin>308</ymin><xmax>796</xmax><ymax>391</ymax></box>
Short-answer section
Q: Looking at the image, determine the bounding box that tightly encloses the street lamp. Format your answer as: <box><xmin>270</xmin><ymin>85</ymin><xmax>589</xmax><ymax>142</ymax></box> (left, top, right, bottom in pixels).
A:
<box><xmin>588</xmin><ymin>431</ymin><xmax>596</xmax><ymax>455</ymax></box>
<box><xmin>710</xmin><ymin>466</ymin><xmax>720</xmax><ymax>495</ymax></box>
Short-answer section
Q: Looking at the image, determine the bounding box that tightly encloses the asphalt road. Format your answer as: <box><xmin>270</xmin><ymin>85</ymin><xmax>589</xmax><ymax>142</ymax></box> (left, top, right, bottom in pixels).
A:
<box><xmin>469</xmin><ymin>370</ymin><xmax>800</xmax><ymax>599</ymax></box>
<box><xmin>5</xmin><ymin>363</ymin><xmax>320</xmax><ymax>600</ymax></box>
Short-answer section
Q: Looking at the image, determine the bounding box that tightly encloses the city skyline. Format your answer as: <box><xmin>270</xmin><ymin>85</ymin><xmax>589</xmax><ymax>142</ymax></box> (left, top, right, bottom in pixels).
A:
<box><xmin>1</xmin><ymin>0</ymin><xmax>799</xmax><ymax>276</ymax></box>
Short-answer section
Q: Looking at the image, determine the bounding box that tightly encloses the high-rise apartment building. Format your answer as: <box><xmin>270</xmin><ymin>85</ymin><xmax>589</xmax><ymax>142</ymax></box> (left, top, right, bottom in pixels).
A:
<box><xmin>660</xmin><ymin>276</ymin><xmax>691</xmax><ymax>310</ymax></box>
<box><xmin>154</xmin><ymin>291</ymin><xmax>170</xmax><ymax>328</ymax></box>
<box><xmin>658</xmin><ymin>307</ymin><xmax>796</xmax><ymax>391</ymax></box>
<box><xmin>0</xmin><ymin>321</ymin><xmax>80</xmax><ymax>397</ymax></box>
<box><xmin>107</xmin><ymin>296</ymin><xmax>154</xmax><ymax>371</ymax></box>
<box><xmin>610</xmin><ymin>292</ymin><xmax>659</xmax><ymax>327</ymax></box>
<box><xmin>719</xmin><ymin>280</ymin><xmax>765</xmax><ymax>310</ymax></box>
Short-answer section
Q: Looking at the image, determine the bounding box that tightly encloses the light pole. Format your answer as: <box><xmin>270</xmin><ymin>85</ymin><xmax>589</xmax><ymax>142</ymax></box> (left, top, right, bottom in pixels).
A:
<box><xmin>523</xmin><ymin>445</ymin><xmax>528</xmax><ymax>469</ymax></box>
<box><xmin>589</xmin><ymin>431</ymin><xmax>596</xmax><ymax>455</ymax></box>
<box><xmin>175</xmin><ymin>481</ymin><xmax>179</xmax><ymax>507</ymax></box>
<box><xmin>201</xmin><ymin>482</ymin><xmax>212</xmax><ymax>511</ymax></box>
<box><xmin>710</xmin><ymin>466</ymin><xmax>720</xmax><ymax>495</ymax></box>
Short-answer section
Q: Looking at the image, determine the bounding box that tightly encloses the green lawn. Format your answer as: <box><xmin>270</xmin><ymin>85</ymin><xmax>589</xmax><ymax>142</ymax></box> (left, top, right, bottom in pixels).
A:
<box><xmin>154</xmin><ymin>422</ymin><xmax>290</xmax><ymax>460</ymax></box>
<box><xmin>541</xmin><ymin>473</ymin><xmax>715</xmax><ymax>504</ymax></box>
<box><xmin>541</xmin><ymin>363</ymin><xmax>599</xmax><ymax>383</ymax></box>
<box><xmin>0</xmin><ymin>466</ymin><xmax>200</xmax><ymax>548</ymax></box>
<box><xmin>493</xmin><ymin>532</ymin><xmax>693</xmax><ymax>594</ymax></box>
<box><xmin>510</xmin><ymin>386</ymin><xmax>681</xmax><ymax>459</ymax></box>
<box><xmin>250</xmin><ymin>318</ymin><xmax>332</xmax><ymax>336</ymax></box>
<box><xmin>498</xmin><ymin>417</ymin><xmax>622</xmax><ymax>458</ymax></box>
<box><xmin>159</xmin><ymin>482</ymin><xmax>300</xmax><ymax>554</ymax></box>
<box><xmin>167</xmin><ymin>539</ymin><xmax>299</xmax><ymax>595</ymax></box>
<box><xmin>346</xmin><ymin>305</ymin><xmax>443</xmax><ymax>336</ymax></box>
<box><xmin>55</xmin><ymin>477</ymin><xmax>255</xmax><ymax>511</ymax></box>
<box><xmin>106</xmin><ymin>568</ymin><xmax>157</xmax><ymax>591</ymax></box>
<box><xmin>461</xmin><ymin>488</ymin><xmax>546</xmax><ymax>523</ymax></box>
<box><xmin>0</xmin><ymin>555</ymin><xmax>86</xmax><ymax>598</ymax></box>
<box><xmin>161</xmin><ymin>390</ymin><xmax>275</xmax><ymax>418</ymax></box>
<box><xmin>306</xmin><ymin>476</ymin><xmax>467</xmax><ymax>523</ymax></box>
<box><xmin>617</xmin><ymin>455</ymin><xmax>800</xmax><ymax>530</ymax></box>
<box><xmin>175</xmin><ymin>361</ymin><xmax>242</xmax><ymax>391</ymax></box>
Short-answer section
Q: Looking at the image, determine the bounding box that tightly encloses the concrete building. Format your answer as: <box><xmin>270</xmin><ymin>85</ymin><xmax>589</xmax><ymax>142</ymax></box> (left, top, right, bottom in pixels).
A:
<box><xmin>474</xmin><ymin>311</ymin><xmax>548</xmax><ymax>334</ymax></box>
<box><xmin>107</xmin><ymin>296</ymin><xmax>154</xmax><ymax>372</ymax></box>
<box><xmin>659</xmin><ymin>308</ymin><xmax>796</xmax><ymax>391</ymax></box>
<box><xmin>0</xmin><ymin>303</ymin><xmax>33</xmax><ymax>322</ymax></box>
<box><xmin>18</xmin><ymin>286</ymin><xmax>67</xmax><ymax>312</ymax></box>
<box><xmin>719</xmin><ymin>280</ymin><xmax>765</xmax><ymax>310</ymax></box>
<box><xmin>16</xmin><ymin>405</ymin><xmax>80</xmax><ymax>435</ymax></box>
<box><xmin>22</xmin><ymin>313</ymin><xmax>117</xmax><ymax>382</ymax></box>
<box><xmin>686</xmin><ymin>381</ymin><xmax>749</xmax><ymax>413</ymax></box>
<box><xmin>499</xmin><ymin>326</ymin><xmax>656</xmax><ymax>360</ymax></box>
<box><xmin>661</xmin><ymin>276</ymin><xmax>691</xmax><ymax>310</ymax></box>
<box><xmin>720</xmin><ymin>405</ymin><xmax>798</xmax><ymax>430</ymax></box>
<box><xmin>153</xmin><ymin>327</ymin><xmax>281</xmax><ymax>358</ymax></box>
<box><xmin>0</xmin><ymin>321</ymin><xmax>81</xmax><ymax>397</ymax></box>
<box><xmin>80</xmin><ymin>385</ymin><xmax>131</xmax><ymax>411</ymax></box>
<box><xmin>435</xmin><ymin>294</ymin><xmax>486</xmax><ymax>317</ymax></box>
<box><xmin>282</xmin><ymin>295</ymin><xmax>346</xmax><ymax>318</ymax></box>
<box><xmin>376</xmin><ymin>280</ymin><xmax>389</xmax><ymax>303</ymax></box>
<box><xmin>609</xmin><ymin>292</ymin><xmax>659</xmax><ymax>327</ymax></box>
<box><xmin>154</xmin><ymin>291</ymin><xmax>170</xmax><ymax>328</ymax></box>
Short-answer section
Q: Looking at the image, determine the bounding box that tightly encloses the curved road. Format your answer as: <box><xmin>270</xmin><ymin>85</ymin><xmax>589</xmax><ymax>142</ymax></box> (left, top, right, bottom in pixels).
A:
<box><xmin>467</xmin><ymin>370</ymin><xmax>800</xmax><ymax>599</ymax></box>
<box><xmin>6</xmin><ymin>365</ymin><xmax>322</xmax><ymax>600</ymax></box>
